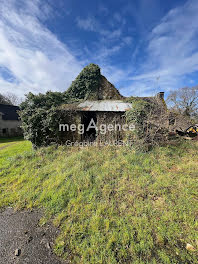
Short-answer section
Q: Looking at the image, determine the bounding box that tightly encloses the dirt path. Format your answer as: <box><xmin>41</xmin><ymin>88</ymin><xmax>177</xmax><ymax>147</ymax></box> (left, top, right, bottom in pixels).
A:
<box><xmin>0</xmin><ymin>208</ymin><xmax>67</xmax><ymax>264</ymax></box>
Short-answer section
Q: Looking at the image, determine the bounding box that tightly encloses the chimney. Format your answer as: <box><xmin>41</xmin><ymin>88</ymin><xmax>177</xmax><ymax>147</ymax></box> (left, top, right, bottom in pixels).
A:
<box><xmin>156</xmin><ymin>92</ymin><xmax>164</xmax><ymax>100</ymax></box>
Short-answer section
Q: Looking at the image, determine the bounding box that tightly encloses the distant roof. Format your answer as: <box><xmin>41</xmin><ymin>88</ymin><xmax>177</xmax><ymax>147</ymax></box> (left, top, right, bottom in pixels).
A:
<box><xmin>77</xmin><ymin>100</ymin><xmax>132</xmax><ymax>112</ymax></box>
<box><xmin>0</xmin><ymin>104</ymin><xmax>20</xmax><ymax>120</ymax></box>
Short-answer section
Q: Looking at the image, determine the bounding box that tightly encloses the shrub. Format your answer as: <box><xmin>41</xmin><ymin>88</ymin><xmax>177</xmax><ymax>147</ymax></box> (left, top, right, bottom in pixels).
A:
<box><xmin>19</xmin><ymin>92</ymin><xmax>66</xmax><ymax>147</ymax></box>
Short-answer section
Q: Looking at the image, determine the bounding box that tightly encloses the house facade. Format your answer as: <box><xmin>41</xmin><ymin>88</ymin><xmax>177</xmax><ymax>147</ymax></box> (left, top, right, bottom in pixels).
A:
<box><xmin>0</xmin><ymin>104</ymin><xmax>22</xmax><ymax>137</ymax></box>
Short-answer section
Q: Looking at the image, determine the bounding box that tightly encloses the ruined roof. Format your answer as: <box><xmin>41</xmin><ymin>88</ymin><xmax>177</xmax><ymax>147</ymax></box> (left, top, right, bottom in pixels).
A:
<box><xmin>77</xmin><ymin>100</ymin><xmax>132</xmax><ymax>112</ymax></box>
<box><xmin>0</xmin><ymin>104</ymin><xmax>20</xmax><ymax>120</ymax></box>
<box><xmin>60</xmin><ymin>92</ymin><xmax>165</xmax><ymax>112</ymax></box>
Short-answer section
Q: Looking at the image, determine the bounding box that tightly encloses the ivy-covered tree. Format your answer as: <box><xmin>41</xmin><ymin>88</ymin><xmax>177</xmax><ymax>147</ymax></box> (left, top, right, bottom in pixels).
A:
<box><xmin>66</xmin><ymin>63</ymin><xmax>101</xmax><ymax>100</ymax></box>
<box><xmin>19</xmin><ymin>92</ymin><xmax>67</xmax><ymax>147</ymax></box>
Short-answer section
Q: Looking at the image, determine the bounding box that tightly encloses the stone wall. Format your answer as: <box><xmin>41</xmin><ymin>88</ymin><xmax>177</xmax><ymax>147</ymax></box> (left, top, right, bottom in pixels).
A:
<box><xmin>57</xmin><ymin>111</ymin><xmax>82</xmax><ymax>143</ymax></box>
<box><xmin>96</xmin><ymin>112</ymin><xmax>126</xmax><ymax>143</ymax></box>
<box><xmin>57</xmin><ymin>111</ymin><xmax>126</xmax><ymax>144</ymax></box>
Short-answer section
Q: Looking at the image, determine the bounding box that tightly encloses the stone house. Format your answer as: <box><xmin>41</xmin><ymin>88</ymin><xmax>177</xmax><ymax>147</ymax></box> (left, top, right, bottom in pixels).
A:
<box><xmin>58</xmin><ymin>76</ymin><xmax>166</xmax><ymax>144</ymax></box>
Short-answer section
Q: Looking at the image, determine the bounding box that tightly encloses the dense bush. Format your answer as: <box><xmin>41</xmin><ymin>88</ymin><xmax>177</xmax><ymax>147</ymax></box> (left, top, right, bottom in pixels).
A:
<box><xmin>19</xmin><ymin>92</ymin><xmax>66</xmax><ymax>147</ymax></box>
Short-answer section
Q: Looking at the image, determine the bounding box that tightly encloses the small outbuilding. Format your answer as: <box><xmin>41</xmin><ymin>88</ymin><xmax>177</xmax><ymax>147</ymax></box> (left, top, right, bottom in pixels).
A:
<box><xmin>75</xmin><ymin>100</ymin><xmax>132</xmax><ymax>142</ymax></box>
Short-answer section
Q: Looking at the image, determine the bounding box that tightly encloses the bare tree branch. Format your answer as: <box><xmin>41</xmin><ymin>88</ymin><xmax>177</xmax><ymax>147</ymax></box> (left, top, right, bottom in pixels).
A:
<box><xmin>167</xmin><ymin>86</ymin><xmax>198</xmax><ymax>118</ymax></box>
<box><xmin>1</xmin><ymin>92</ymin><xmax>23</xmax><ymax>106</ymax></box>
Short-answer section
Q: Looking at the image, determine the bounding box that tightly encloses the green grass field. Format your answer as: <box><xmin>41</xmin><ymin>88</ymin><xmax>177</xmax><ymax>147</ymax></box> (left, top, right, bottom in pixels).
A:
<box><xmin>0</xmin><ymin>138</ymin><xmax>197</xmax><ymax>263</ymax></box>
<box><xmin>0</xmin><ymin>137</ymin><xmax>32</xmax><ymax>167</ymax></box>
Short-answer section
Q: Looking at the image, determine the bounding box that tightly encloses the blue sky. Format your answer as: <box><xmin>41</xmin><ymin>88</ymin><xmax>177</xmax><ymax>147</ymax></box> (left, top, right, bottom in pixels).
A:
<box><xmin>0</xmin><ymin>0</ymin><xmax>198</xmax><ymax>98</ymax></box>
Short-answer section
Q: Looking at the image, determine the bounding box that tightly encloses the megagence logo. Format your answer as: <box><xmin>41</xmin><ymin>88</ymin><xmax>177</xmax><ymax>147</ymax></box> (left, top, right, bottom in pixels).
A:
<box><xmin>59</xmin><ymin>118</ymin><xmax>135</xmax><ymax>135</ymax></box>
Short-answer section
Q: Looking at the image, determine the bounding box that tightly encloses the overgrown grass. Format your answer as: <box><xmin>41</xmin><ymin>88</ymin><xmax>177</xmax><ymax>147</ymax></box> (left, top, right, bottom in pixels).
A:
<box><xmin>0</xmin><ymin>141</ymin><xmax>198</xmax><ymax>263</ymax></box>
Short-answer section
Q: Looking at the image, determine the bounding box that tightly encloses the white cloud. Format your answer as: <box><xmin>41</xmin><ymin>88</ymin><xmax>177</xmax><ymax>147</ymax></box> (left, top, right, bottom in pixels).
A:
<box><xmin>76</xmin><ymin>17</ymin><xmax>97</xmax><ymax>32</ymax></box>
<box><xmin>76</xmin><ymin>16</ymin><xmax>123</xmax><ymax>41</ymax></box>
<box><xmin>101</xmin><ymin>29</ymin><xmax>122</xmax><ymax>39</ymax></box>
<box><xmin>101</xmin><ymin>65</ymin><xmax>128</xmax><ymax>85</ymax></box>
<box><xmin>0</xmin><ymin>0</ymin><xmax>82</xmax><ymax>98</ymax></box>
<box><xmin>2</xmin><ymin>0</ymin><xmax>198</xmax><ymax>100</ymax></box>
<box><xmin>128</xmin><ymin>0</ymin><xmax>198</xmax><ymax>95</ymax></box>
<box><xmin>75</xmin><ymin>15</ymin><xmax>133</xmax><ymax>71</ymax></box>
<box><xmin>113</xmin><ymin>13</ymin><xmax>122</xmax><ymax>23</ymax></box>
<box><xmin>113</xmin><ymin>12</ymin><xmax>126</xmax><ymax>26</ymax></box>
<box><xmin>0</xmin><ymin>1</ymin><xmax>130</xmax><ymax>99</ymax></box>
<box><xmin>123</xmin><ymin>36</ymin><xmax>133</xmax><ymax>45</ymax></box>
